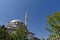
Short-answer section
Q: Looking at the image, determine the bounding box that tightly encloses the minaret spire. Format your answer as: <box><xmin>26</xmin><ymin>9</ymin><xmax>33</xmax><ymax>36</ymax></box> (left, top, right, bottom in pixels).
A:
<box><xmin>25</xmin><ymin>11</ymin><xmax>28</xmax><ymax>27</ymax></box>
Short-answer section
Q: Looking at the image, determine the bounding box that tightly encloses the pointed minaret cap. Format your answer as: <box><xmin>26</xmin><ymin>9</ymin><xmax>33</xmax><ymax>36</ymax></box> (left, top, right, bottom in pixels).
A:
<box><xmin>25</xmin><ymin>11</ymin><xmax>28</xmax><ymax>27</ymax></box>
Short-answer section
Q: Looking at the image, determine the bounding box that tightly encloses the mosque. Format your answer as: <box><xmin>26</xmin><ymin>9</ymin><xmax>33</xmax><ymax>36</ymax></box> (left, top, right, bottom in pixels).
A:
<box><xmin>5</xmin><ymin>12</ymin><xmax>40</xmax><ymax>40</ymax></box>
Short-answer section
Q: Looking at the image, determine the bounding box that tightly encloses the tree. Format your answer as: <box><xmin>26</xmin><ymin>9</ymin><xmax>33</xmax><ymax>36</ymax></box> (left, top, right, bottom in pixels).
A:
<box><xmin>46</xmin><ymin>12</ymin><xmax>60</xmax><ymax>34</ymax></box>
<box><xmin>47</xmin><ymin>34</ymin><xmax>60</xmax><ymax>40</ymax></box>
<box><xmin>12</xmin><ymin>24</ymin><xmax>28</xmax><ymax>40</ymax></box>
<box><xmin>0</xmin><ymin>25</ymin><xmax>10</xmax><ymax>40</ymax></box>
<box><xmin>46</xmin><ymin>12</ymin><xmax>60</xmax><ymax>40</ymax></box>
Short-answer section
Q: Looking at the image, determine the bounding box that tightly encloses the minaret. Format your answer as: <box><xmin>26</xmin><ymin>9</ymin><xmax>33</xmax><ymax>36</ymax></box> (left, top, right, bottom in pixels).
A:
<box><xmin>25</xmin><ymin>11</ymin><xmax>28</xmax><ymax>27</ymax></box>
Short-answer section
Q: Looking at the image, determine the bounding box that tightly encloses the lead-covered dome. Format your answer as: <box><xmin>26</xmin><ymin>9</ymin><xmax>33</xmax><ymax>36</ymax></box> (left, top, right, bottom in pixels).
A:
<box><xmin>10</xmin><ymin>19</ymin><xmax>22</xmax><ymax>23</ymax></box>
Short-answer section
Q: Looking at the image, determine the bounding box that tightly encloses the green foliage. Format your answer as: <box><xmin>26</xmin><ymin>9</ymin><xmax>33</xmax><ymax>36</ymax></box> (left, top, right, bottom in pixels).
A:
<box><xmin>47</xmin><ymin>12</ymin><xmax>60</xmax><ymax>40</ymax></box>
<box><xmin>12</xmin><ymin>24</ymin><xmax>28</xmax><ymax>40</ymax></box>
<box><xmin>0</xmin><ymin>24</ymin><xmax>28</xmax><ymax>40</ymax></box>
<box><xmin>46</xmin><ymin>12</ymin><xmax>60</xmax><ymax>34</ymax></box>
<box><xmin>0</xmin><ymin>25</ymin><xmax>10</xmax><ymax>40</ymax></box>
<box><xmin>47</xmin><ymin>34</ymin><xmax>60</xmax><ymax>40</ymax></box>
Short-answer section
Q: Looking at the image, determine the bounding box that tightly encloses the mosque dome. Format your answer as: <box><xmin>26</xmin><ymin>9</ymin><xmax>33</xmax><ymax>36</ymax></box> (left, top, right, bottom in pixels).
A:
<box><xmin>10</xmin><ymin>19</ymin><xmax>22</xmax><ymax>23</ymax></box>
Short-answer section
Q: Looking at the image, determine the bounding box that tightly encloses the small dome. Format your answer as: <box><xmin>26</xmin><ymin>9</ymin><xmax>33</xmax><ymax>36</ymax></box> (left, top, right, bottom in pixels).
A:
<box><xmin>10</xmin><ymin>19</ymin><xmax>22</xmax><ymax>23</ymax></box>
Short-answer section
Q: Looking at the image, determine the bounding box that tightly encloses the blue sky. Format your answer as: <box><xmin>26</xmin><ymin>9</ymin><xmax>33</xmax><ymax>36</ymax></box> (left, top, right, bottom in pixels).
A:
<box><xmin>0</xmin><ymin>0</ymin><xmax>60</xmax><ymax>39</ymax></box>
